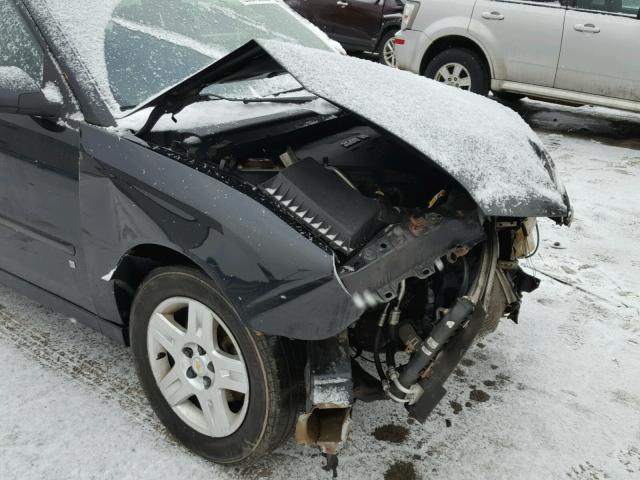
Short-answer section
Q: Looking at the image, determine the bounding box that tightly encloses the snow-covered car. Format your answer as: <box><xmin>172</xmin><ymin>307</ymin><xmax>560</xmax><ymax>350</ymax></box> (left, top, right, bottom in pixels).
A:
<box><xmin>0</xmin><ymin>0</ymin><xmax>571</xmax><ymax>467</ymax></box>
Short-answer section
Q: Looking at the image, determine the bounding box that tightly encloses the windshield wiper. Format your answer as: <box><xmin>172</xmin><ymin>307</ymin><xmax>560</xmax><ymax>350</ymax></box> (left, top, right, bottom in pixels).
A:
<box><xmin>206</xmin><ymin>92</ymin><xmax>316</xmax><ymax>105</ymax></box>
<box><xmin>133</xmin><ymin>90</ymin><xmax>315</xmax><ymax>136</ymax></box>
<box><xmin>262</xmin><ymin>86</ymin><xmax>306</xmax><ymax>97</ymax></box>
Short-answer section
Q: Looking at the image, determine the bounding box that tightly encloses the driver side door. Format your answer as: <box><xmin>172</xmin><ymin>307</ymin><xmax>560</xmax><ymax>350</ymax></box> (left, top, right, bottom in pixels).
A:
<box><xmin>329</xmin><ymin>0</ymin><xmax>385</xmax><ymax>51</ymax></box>
<box><xmin>0</xmin><ymin>1</ymin><xmax>92</xmax><ymax>310</ymax></box>
<box><xmin>284</xmin><ymin>0</ymin><xmax>338</xmax><ymax>37</ymax></box>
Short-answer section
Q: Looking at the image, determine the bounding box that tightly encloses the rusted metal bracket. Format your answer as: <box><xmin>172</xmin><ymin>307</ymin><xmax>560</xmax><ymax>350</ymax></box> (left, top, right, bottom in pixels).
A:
<box><xmin>295</xmin><ymin>331</ymin><xmax>353</xmax><ymax>455</ymax></box>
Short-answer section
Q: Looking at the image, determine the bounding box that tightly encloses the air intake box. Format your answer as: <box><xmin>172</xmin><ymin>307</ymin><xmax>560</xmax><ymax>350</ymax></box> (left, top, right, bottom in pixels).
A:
<box><xmin>260</xmin><ymin>158</ymin><xmax>384</xmax><ymax>254</ymax></box>
<box><xmin>292</xmin><ymin>126</ymin><xmax>389</xmax><ymax>171</ymax></box>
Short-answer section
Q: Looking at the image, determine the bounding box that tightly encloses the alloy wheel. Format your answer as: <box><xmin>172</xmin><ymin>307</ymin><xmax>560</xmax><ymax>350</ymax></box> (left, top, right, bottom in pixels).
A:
<box><xmin>147</xmin><ymin>297</ymin><xmax>249</xmax><ymax>438</ymax></box>
<box><xmin>434</xmin><ymin>63</ymin><xmax>472</xmax><ymax>90</ymax></box>
<box><xmin>382</xmin><ymin>37</ymin><xmax>397</xmax><ymax>68</ymax></box>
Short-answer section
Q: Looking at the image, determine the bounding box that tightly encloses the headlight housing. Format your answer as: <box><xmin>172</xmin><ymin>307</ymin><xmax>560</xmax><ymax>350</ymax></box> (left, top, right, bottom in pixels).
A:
<box><xmin>401</xmin><ymin>1</ymin><xmax>421</xmax><ymax>30</ymax></box>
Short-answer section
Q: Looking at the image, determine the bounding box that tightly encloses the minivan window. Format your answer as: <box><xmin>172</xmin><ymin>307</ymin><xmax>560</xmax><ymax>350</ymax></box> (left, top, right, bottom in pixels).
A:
<box><xmin>514</xmin><ymin>1</ymin><xmax>563</xmax><ymax>5</ymax></box>
<box><xmin>622</xmin><ymin>0</ymin><xmax>640</xmax><ymax>14</ymax></box>
<box><xmin>576</xmin><ymin>0</ymin><xmax>640</xmax><ymax>15</ymax></box>
<box><xmin>0</xmin><ymin>0</ymin><xmax>44</xmax><ymax>85</ymax></box>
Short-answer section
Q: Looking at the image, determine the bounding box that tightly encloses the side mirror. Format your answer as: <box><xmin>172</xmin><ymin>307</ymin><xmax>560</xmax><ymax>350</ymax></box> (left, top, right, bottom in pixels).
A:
<box><xmin>0</xmin><ymin>66</ymin><xmax>64</xmax><ymax>117</ymax></box>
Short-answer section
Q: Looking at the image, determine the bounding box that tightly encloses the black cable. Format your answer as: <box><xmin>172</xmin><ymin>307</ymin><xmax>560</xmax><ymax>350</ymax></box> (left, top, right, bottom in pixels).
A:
<box><xmin>350</xmin><ymin>346</ymin><xmax>375</xmax><ymax>364</ymax></box>
<box><xmin>385</xmin><ymin>342</ymin><xmax>396</xmax><ymax>371</ymax></box>
<box><xmin>373</xmin><ymin>327</ymin><xmax>387</xmax><ymax>382</ymax></box>
<box><xmin>456</xmin><ymin>256</ymin><xmax>470</xmax><ymax>298</ymax></box>
<box><xmin>524</xmin><ymin>223</ymin><xmax>541</xmax><ymax>259</ymax></box>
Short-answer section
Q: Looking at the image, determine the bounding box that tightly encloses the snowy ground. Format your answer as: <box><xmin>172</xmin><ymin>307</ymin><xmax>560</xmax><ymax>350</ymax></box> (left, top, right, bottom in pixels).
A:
<box><xmin>1</xmin><ymin>100</ymin><xmax>639</xmax><ymax>480</ymax></box>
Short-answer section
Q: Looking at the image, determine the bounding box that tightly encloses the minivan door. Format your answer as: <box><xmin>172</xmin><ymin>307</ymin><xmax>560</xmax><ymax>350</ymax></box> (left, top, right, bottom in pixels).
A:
<box><xmin>469</xmin><ymin>0</ymin><xmax>567</xmax><ymax>87</ymax></box>
<box><xmin>555</xmin><ymin>0</ymin><xmax>640</xmax><ymax>101</ymax></box>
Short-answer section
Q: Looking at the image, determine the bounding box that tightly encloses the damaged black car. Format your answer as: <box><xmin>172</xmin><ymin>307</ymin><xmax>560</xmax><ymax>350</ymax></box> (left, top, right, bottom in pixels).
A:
<box><xmin>0</xmin><ymin>0</ymin><xmax>572</xmax><ymax>467</ymax></box>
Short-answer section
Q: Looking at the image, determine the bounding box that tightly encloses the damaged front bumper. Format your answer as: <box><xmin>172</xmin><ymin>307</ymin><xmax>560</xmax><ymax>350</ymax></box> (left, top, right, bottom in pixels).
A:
<box><xmin>293</xmin><ymin>221</ymin><xmax>549</xmax><ymax>457</ymax></box>
<box><xmin>293</xmin><ymin>210</ymin><xmax>492</xmax><ymax>455</ymax></box>
<box><xmin>248</xmin><ymin>207</ymin><xmax>486</xmax><ymax>341</ymax></box>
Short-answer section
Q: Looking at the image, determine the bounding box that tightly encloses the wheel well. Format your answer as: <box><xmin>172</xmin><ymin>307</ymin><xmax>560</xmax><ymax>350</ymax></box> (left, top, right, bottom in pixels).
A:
<box><xmin>420</xmin><ymin>35</ymin><xmax>491</xmax><ymax>80</ymax></box>
<box><xmin>375</xmin><ymin>23</ymin><xmax>400</xmax><ymax>51</ymax></box>
<box><xmin>112</xmin><ymin>244</ymin><xmax>203</xmax><ymax>331</ymax></box>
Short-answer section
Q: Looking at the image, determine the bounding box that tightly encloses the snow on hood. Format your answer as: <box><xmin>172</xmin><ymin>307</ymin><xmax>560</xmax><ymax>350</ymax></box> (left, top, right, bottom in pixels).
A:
<box><xmin>258</xmin><ymin>40</ymin><xmax>570</xmax><ymax>218</ymax></box>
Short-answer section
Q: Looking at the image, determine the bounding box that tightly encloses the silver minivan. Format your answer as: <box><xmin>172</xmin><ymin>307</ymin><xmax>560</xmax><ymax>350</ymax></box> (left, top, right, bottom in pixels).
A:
<box><xmin>395</xmin><ymin>0</ymin><xmax>640</xmax><ymax>112</ymax></box>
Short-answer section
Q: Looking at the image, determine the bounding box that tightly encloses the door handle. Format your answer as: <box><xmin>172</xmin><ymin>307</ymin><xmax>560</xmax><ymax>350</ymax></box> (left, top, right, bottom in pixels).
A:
<box><xmin>337</xmin><ymin>0</ymin><xmax>349</xmax><ymax>7</ymax></box>
<box><xmin>574</xmin><ymin>23</ymin><xmax>600</xmax><ymax>33</ymax></box>
<box><xmin>482</xmin><ymin>11</ymin><xmax>505</xmax><ymax>20</ymax></box>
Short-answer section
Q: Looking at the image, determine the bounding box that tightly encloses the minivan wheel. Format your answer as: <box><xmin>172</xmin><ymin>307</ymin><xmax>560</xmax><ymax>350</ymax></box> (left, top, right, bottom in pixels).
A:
<box><xmin>424</xmin><ymin>48</ymin><xmax>489</xmax><ymax>95</ymax></box>
<box><xmin>130</xmin><ymin>266</ymin><xmax>301</xmax><ymax>465</ymax></box>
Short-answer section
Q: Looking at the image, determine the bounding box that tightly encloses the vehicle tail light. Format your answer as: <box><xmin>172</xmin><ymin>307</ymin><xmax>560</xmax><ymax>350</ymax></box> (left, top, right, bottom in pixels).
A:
<box><xmin>401</xmin><ymin>1</ymin><xmax>420</xmax><ymax>31</ymax></box>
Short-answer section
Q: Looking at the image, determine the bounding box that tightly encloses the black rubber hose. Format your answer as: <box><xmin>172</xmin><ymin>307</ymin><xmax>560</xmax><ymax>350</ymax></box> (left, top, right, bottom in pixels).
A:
<box><xmin>398</xmin><ymin>297</ymin><xmax>475</xmax><ymax>389</ymax></box>
<box><xmin>386</xmin><ymin>341</ymin><xmax>397</xmax><ymax>371</ymax></box>
<box><xmin>387</xmin><ymin>320</ymin><xmax>398</xmax><ymax>370</ymax></box>
<box><xmin>459</xmin><ymin>256</ymin><xmax>470</xmax><ymax>298</ymax></box>
<box><xmin>373</xmin><ymin>326</ymin><xmax>386</xmax><ymax>382</ymax></box>
<box><xmin>373</xmin><ymin>304</ymin><xmax>391</xmax><ymax>381</ymax></box>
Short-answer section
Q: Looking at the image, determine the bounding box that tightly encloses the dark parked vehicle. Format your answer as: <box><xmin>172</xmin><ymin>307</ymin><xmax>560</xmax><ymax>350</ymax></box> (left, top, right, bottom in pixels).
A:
<box><xmin>285</xmin><ymin>0</ymin><xmax>405</xmax><ymax>66</ymax></box>
<box><xmin>0</xmin><ymin>0</ymin><xmax>571</xmax><ymax>468</ymax></box>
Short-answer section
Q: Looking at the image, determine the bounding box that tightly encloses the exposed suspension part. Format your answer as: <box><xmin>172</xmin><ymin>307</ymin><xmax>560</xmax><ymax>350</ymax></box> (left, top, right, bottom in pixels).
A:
<box><xmin>372</xmin><ymin>231</ymin><xmax>499</xmax><ymax>414</ymax></box>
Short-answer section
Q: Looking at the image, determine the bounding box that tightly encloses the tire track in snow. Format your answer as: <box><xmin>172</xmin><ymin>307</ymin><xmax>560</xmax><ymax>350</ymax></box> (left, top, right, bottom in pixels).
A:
<box><xmin>566</xmin><ymin>461</ymin><xmax>611</xmax><ymax>480</ymax></box>
<box><xmin>565</xmin><ymin>447</ymin><xmax>640</xmax><ymax>480</ymax></box>
<box><xmin>0</xmin><ymin>302</ymin><xmax>167</xmax><ymax>438</ymax></box>
<box><xmin>617</xmin><ymin>447</ymin><xmax>640</xmax><ymax>474</ymax></box>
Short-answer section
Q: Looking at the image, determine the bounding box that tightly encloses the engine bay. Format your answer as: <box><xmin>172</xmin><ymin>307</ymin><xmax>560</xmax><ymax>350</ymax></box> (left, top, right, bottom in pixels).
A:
<box><xmin>141</xmin><ymin>114</ymin><xmax>469</xmax><ymax>259</ymax></box>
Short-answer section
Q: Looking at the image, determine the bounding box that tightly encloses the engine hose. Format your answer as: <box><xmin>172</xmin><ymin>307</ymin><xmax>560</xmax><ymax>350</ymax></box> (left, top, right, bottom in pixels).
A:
<box><xmin>386</xmin><ymin>339</ymin><xmax>397</xmax><ymax>371</ymax></box>
<box><xmin>373</xmin><ymin>305</ymin><xmax>390</xmax><ymax>382</ymax></box>
<box><xmin>373</xmin><ymin>328</ymin><xmax>386</xmax><ymax>381</ymax></box>
<box><xmin>387</xmin><ymin>310</ymin><xmax>400</xmax><ymax>369</ymax></box>
<box><xmin>397</xmin><ymin>297</ymin><xmax>475</xmax><ymax>389</ymax></box>
<box><xmin>458</xmin><ymin>256</ymin><xmax>470</xmax><ymax>298</ymax></box>
<box><xmin>386</xmin><ymin>281</ymin><xmax>406</xmax><ymax>372</ymax></box>
<box><xmin>396</xmin><ymin>231</ymin><xmax>498</xmax><ymax>394</ymax></box>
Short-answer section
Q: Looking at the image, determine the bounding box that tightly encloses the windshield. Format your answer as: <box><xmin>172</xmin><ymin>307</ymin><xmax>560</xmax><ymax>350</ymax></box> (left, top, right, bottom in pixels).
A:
<box><xmin>41</xmin><ymin>0</ymin><xmax>336</xmax><ymax>112</ymax></box>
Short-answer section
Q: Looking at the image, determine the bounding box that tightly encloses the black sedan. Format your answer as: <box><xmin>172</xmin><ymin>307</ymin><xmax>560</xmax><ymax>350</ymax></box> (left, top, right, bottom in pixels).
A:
<box><xmin>0</xmin><ymin>0</ymin><xmax>571</xmax><ymax>467</ymax></box>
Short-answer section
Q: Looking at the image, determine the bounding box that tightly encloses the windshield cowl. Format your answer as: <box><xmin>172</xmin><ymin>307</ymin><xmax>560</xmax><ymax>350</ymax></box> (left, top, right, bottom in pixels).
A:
<box><xmin>116</xmin><ymin>96</ymin><xmax>340</xmax><ymax>135</ymax></box>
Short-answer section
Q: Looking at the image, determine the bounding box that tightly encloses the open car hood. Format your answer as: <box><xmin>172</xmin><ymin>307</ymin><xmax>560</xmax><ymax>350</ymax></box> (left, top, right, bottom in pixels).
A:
<box><xmin>126</xmin><ymin>40</ymin><xmax>571</xmax><ymax>220</ymax></box>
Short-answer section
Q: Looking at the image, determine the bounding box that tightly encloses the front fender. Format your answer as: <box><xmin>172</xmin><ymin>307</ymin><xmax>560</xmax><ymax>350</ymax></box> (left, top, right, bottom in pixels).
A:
<box><xmin>78</xmin><ymin>124</ymin><xmax>364</xmax><ymax>340</ymax></box>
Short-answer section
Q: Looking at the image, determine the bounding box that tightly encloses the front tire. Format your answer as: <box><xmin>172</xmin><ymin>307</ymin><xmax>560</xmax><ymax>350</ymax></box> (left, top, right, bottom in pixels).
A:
<box><xmin>424</xmin><ymin>48</ymin><xmax>489</xmax><ymax>96</ymax></box>
<box><xmin>130</xmin><ymin>266</ymin><xmax>301</xmax><ymax>465</ymax></box>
